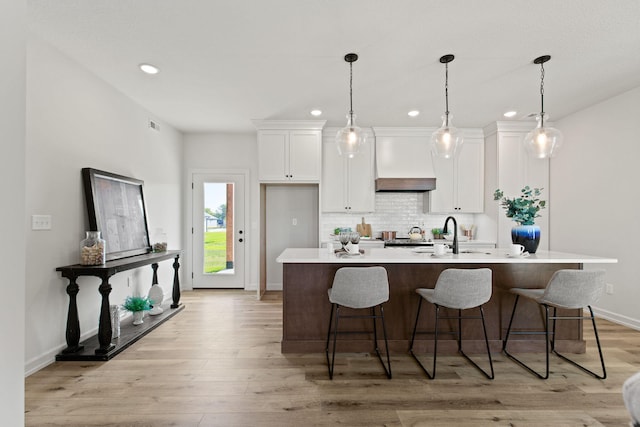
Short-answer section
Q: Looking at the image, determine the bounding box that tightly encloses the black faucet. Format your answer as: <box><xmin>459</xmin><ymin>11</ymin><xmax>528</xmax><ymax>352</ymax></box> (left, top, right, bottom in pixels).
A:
<box><xmin>442</xmin><ymin>216</ymin><xmax>459</xmax><ymax>254</ymax></box>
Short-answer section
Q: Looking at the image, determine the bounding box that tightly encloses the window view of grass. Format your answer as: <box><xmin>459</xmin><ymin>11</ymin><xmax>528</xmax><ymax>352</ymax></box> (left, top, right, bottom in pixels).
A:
<box><xmin>204</xmin><ymin>231</ymin><xmax>227</xmax><ymax>273</ymax></box>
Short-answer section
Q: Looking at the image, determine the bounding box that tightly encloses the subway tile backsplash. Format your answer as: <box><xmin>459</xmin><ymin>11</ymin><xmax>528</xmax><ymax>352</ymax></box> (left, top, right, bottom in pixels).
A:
<box><xmin>321</xmin><ymin>192</ymin><xmax>476</xmax><ymax>240</ymax></box>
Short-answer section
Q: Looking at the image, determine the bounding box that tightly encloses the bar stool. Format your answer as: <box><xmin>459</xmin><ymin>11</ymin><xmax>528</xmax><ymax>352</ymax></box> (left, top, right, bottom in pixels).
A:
<box><xmin>326</xmin><ymin>266</ymin><xmax>392</xmax><ymax>380</ymax></box>
<box><xmin>410</xmin><ymin>268</ymin><xmax>494</xmax><ymax>379</ymax></box>
<box><xmin>502</xmin><ymin>269</ymin><xmax>607</xmax><ymax>379</ymax></box>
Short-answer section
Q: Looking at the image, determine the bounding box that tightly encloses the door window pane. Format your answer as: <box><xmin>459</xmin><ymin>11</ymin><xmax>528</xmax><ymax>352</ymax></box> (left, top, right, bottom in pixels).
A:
<box><xmin>203</xmin><ymin>183</ymin><xmax>234</xmax><ymax>274</ymax></box>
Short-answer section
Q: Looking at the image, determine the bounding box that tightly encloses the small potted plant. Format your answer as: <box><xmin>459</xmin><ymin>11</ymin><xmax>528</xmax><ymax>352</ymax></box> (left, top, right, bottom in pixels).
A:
<box><xmin>122</xmin><ymin>295</ymin><xmax>152</xmax><ymax>325</ymax></box>
<box><xmin>431</xmin><ymin>228</ymin><xmax>443</xmax><ymax>240</ymax></box>
<box><xmin>493</xmin><ymin>186</ymin><xmax>546</xmax><ymax>253</ymax></box>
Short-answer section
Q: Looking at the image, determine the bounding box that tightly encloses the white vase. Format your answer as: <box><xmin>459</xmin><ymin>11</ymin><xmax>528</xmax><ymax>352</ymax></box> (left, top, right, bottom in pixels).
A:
<box><xmin>148</xmin><ymin>284</ymin><xmax>164</xmax><ymax>316</ymax></box>
<box><xmin>132</xmin><ymin>310</ymin><xmax>144</xmax><ymax>325</ymax></box>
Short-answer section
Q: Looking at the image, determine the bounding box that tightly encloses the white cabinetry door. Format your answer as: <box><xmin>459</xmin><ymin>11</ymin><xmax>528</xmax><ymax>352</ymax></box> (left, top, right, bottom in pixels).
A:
<box><xmin>257</xmin><ymin>129</ymin><xmax>322</xmax><ymax>182</ymax></box>
<box><xmin>321</xmin><ymin>140</ymin><xmax>346</xmax><ymax>211</ymax></box>
<box><xmin>289</xmin><ymin>131</ymin><xmax>321</xmax><ymax>182</ymax></box>
<box><xmin>258</xmin><ymin>131</ymin><xmax>289</xmax><ymax>181</ymax></box>
<box><xmin>321</xmin><ymin>138</ymin><xmax>374</xmax><ymax>212</ymax></box>
<box><xmin>456</xmin><ymin>138</ymin><xmax>484</xmax><ymax>212</ymax></box>
<box><xmin>347</xmin><ymin>142</ymin><xmax>375</xmax><ymax>212</ymax></box>
<box><xmin>429</xmin><ymin>155</ymin><xmax>455</xmax><ymax>212</ymax></box>
<box><xmin>429</xmin><ymin>135</ymin><xmax>484</xmax><ymax>213</ymax></box>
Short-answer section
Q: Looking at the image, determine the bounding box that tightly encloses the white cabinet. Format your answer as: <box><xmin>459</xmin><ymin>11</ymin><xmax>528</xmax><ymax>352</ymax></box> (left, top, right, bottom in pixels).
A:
<box><xmin>321</xmin><ymin>134</ymin><xmax>375</xmax><ymax>212</ymax></box>
<box><xmin>254</xmin><ymin>121</ymin><xmax>325</xmax><ymax>183</ymax></box>
<box><xmin>428</xmin><ymin>131</ymin><xmax>484</xmax><ymax>213</ymax></box>
<box><xmin>482</xmin><ymin>121</ymin><xmax>550</xmax><ymax>250</ymax></box>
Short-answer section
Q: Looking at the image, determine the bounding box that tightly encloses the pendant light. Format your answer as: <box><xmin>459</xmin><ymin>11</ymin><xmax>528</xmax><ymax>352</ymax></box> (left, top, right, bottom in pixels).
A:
<box><xmin>523</xmin><ymin>55</ymin><xmax>563</xmax><ymax>159</ymax></box>
<box><xmin>431</xmin><ymin>54</ymin><xmax>463</xmax><ymax>159</ymax></box>
<box><xmin>336</xmin><ymin>53</ymin><xmax>366</xmax><ymax>158</ymax></box>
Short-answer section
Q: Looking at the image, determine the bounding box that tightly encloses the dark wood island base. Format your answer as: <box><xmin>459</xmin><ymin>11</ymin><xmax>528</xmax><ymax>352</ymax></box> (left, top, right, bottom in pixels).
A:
<box><xmin>281</xmin><ymin>261</ymin><xmax>585</xmax><ymax>354</ymax></box>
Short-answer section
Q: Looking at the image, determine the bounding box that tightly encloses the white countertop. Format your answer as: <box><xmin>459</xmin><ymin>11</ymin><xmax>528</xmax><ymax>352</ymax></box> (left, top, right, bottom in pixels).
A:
<box><xmin>276</xmin><ymin>247</ymin><xmax>618</xmax><ymax>264</ymax></box>
<box><xmin>322</xmin><ymin>238</ymin><xmax>496</xmax><ymax>246</ymax></box>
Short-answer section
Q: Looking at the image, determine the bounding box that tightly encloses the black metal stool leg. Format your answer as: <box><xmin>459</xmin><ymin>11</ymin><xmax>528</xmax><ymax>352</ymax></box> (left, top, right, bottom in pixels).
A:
<box><xmin>503</xmin><ymin>295</ymin><xmax>550</xmax><ymax>379</ymax></box>
<box><xmin>325</xmin><ymin>303</ymin><xmax>335</xmax><ymax>378</ymax></box>
<box><xmin>326</xmin><ymin>304</ymin><xmax>341</xmax><ymax>380</ymax></box>
<box><xmin>457</xmin><ymin>306</ymin><xmax>494</xmax><ymax>380</ymax></box>
<box><xmin>551</xmin><ymin>306</ymin><xmax>607</xmax><ymax>379</ymax></box>
<box><xmin>504</xmin><ymin>298</ymin><xmax>606</xmax><ymax>380</ymax></box>
<box><xmin>410</xmin><ymin>302</ymin><xmax>439</xmax><ymax>379</ymax></box>
<box><xmin>410</xmin><ymin>297</ymin><xmax>438</xmax><ymax>379</ymax></box>
<box><xmin>410</xmin><ymin>297</ymin><xmax>423</xmax><ymax>350</ymax></box>
<box><xmin>375</xmin><ymin>305</ymin><xmax>392</xmax><ymax>379</ymax></box>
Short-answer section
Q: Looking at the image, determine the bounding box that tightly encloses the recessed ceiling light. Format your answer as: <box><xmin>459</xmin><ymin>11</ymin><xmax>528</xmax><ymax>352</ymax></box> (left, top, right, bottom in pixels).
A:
<box><xmin>310</xmin><ymin>109</ymin><xmax>322</xmax><ymax>116</ymax></box>
<box><xmin>503</xmin><ymin>110</ymin><xmax>517</xmax><ymax>118</ymax></box>
<box><xmin>139</xmin><ymin>63</ymin><xmax>159</xmax><ymax>75</ymax></box>
<box><xmin>408</xmin><ymin>110</ymin><xmax>420</xmax><ymax>117</ymax></box>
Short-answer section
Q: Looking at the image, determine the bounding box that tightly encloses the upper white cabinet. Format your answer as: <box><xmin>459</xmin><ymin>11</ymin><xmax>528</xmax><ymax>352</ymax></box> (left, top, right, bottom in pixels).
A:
<box><xmin>428</xmin><ymin>130</ymin><xmax>485</xmax><ymax>213</ymax></box>
<box><xmin>254</xmin><ymin>120</ymin><xmax>325</xmax><ymax>183</ymax></box>
<box><xmin>321</xmin><ymin>130</ymin><xmax>375</xmax><ymax>212</ymax></box>
<box><xmin>482</xmin><ymin>121</ymin><xmax>550</xmax><ymax>250</ymax></box>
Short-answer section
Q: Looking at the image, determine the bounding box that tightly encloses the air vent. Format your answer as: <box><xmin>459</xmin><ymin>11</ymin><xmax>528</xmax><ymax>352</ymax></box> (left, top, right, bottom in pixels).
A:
<box><xmin>149</xmin><ymin>119</ymin><xmax>160</xmax><ymax>131</ymax></box>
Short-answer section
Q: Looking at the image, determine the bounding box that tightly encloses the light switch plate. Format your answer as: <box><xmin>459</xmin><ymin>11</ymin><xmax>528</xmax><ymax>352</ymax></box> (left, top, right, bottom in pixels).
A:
<box><xmin>32</xmin><ymin>214</ymin><xmax>52</xmax><ymax>230</ymax></box>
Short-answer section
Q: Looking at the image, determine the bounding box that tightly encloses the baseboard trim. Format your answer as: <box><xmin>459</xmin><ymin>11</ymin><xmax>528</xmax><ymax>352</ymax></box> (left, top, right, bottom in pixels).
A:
<box><xmin>25</xmin><ymin>311</ymin><xmax>133</xmax><ymax>376</ymax></box>
<box><xmin>593</xmin><ymin>306</ymin><xmax>640</xmax><ymax>331</ymax></box>
<box><xmin>25</xmin><ymin>324</ymin><xmax>100</xmax><ymax>376</ymax></box>
<box><xmin>267</xmin><ymin>282</ymin><xmax>283</xmax><ymax>291</ymax></box>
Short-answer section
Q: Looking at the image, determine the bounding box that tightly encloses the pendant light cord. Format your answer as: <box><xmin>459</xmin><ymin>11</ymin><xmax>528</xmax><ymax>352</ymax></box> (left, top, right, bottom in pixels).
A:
<box><xmin>444</xmin><ymin>61</ymin><xmax>450</xmax><ymax>127</ymax></box>
<box><xmin>349</xmin><ymin>60</ymin><xmax>354</xmax><ymax>125</ymax></box>
<box><xmin>539</xmin><ymin>61</ymin><xmax>545</xmax><ymax>127</ymax></box>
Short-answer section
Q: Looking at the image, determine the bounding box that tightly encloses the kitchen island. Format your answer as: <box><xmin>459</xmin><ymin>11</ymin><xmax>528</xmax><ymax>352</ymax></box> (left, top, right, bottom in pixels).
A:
<box><xmin>276</xmin><ymin>248</ymin><xmax>616</xmax><ymax>354</ymax></box>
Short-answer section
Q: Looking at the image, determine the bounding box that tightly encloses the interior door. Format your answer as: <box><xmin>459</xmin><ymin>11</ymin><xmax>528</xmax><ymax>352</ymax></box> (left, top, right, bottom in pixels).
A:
<box><xmin>192</xmin><ymin>172</ymin><xmax>246</xmax><ymax>288</ymax></box>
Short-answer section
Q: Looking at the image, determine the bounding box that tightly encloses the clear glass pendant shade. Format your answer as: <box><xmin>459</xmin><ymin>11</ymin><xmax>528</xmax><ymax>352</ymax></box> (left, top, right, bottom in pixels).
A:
<box><xmin>431</xmin><ymin>114</ymin><xmax>463</xmax><ymax>159</ymax></box>
<box><xmin>523</xmin><ymin>114</ymin><xmax>563</xmax><ymax>159</ymax></box>
<box><xmin>336</xmin><ymin>114</ymin><xmax>366</xmax><ymax>159</ymax></box>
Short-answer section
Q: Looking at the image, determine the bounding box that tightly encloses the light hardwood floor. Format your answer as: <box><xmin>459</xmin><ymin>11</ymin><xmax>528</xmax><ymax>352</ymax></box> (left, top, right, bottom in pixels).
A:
<box><xmin>26</xmin><ymin>290</ymin><xmax>640</xmax><ymax>426</ymax></box>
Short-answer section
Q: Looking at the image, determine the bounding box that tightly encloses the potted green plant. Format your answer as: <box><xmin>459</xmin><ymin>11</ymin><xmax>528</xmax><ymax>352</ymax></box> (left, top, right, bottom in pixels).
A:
<box><xmin>122</xmin><ymin>296</ymin><xmax>151</xmax><ymax>325</ymax></box>
<box><xmin>493</xmin><ymin>186</ymin><xmax>546</xmax><ymax>253</ymax></box>
<box><xmin>431</xmin><ymin>228</ymin><xmax>443</xmax><ymax>240</ymax></box>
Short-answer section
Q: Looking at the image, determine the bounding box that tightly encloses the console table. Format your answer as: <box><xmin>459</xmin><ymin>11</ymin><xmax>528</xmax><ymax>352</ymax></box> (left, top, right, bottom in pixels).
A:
<box><xmin>56</xmin><ymin>250</ymin><xmax>183</xmax><ymax>361</ymax></box>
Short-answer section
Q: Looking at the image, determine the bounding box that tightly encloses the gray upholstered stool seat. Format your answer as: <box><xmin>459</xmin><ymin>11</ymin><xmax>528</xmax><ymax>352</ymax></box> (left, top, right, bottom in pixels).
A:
<box><xmin>325</xmin><ymin>266</ymin><xmax>391</xmax><ymax>379</ymax></box>
<box><xmin>410</xmin><ymin>268</ymin><xmax>494</xmax><ymax>379</ymax></box>
<box><xmin>623</xmin><ymin>371</ymin><xmax>640</xmax><ymax>427</ymax></box>
<box><xmin>503</xmin><ymin>269</ymin><xmax>607</xmax><ymax>379</ymax></box>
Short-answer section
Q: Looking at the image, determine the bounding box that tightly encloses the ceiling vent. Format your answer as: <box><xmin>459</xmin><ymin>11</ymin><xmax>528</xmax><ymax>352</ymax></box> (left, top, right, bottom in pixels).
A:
<box><xmin>149</xmin><ymin>119</ymin><xmax>160</xmax><ymax>131</ymax></box>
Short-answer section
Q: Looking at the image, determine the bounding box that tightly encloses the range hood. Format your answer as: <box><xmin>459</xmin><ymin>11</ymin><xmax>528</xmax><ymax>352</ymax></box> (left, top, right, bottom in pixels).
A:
<box><xmin>373</xmin><ymin>128</ymin><xmax>437</xmax><ymax>192</ymax></box>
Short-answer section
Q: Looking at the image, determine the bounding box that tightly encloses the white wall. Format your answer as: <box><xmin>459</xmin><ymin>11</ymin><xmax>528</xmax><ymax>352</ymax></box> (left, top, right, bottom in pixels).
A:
<box><xmin>553</xmin><ymin>85</ymin><xmax>640</xmax><ymax>328</ymax></box>
<box><xmin>182</xmin><ymin>133</ymin><xmax>259</xmax><ymax>290</ymax></box>
<box><xmin>24</xmin><ymin>37</ymin><xmax>184</xmax><ymax>374</ymax></box>
<box><xmin>0</xmin><ymin>1</ymin><xmax>26</xmax><ymax>424</ymax></box>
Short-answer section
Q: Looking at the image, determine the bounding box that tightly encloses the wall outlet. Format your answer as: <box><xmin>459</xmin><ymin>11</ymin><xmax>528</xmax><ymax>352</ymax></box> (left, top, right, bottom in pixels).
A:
<box><xmin>292</xmin><ymin>218</ymin><xmax>297</xmax><ymax>226</ymax></box>
<box><xmin>605</xmin><ymin>283</ymin><xmax>614</xmax><ymax>295</ymax></box>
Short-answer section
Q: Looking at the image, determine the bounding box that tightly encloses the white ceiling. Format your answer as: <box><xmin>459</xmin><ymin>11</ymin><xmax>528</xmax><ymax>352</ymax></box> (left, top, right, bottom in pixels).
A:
<box><xmin>27</xmin><ymin>0</ymin><xmax>640</xmax><ymax>133</ymax></box>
